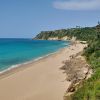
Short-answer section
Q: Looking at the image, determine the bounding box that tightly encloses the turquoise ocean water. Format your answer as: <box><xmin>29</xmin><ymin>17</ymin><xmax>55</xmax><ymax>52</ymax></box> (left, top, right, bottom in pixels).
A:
<box><xmin>0</xmin><ymin>39</ymin><xmax>70</xmax><ymax>72</ymax></box>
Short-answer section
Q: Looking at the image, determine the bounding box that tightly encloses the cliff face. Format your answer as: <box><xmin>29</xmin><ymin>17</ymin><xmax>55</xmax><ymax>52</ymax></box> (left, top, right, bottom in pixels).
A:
<box><xmin>48</xmin><ymin>37</ymin><xmax>58</xmax><ymax>40</ymax></box>
<box><xmin>48</xmin><ymin>36</ymin><xmax>71</xmax><ymax>41</ymax></box>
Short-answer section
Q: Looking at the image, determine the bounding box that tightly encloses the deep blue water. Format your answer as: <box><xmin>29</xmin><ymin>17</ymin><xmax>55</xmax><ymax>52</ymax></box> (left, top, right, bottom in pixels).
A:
<box><xmin>0</xmin><ymin>39</ymin><xmax>70</xmax><ymax>72</ymax></box>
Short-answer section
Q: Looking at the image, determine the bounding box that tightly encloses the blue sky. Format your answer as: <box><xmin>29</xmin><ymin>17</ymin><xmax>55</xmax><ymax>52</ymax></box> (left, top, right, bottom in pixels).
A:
<box><xmin>0</xmin><ymin>0</ymin><xmax>100</xmax><ymax>38</ymax></box>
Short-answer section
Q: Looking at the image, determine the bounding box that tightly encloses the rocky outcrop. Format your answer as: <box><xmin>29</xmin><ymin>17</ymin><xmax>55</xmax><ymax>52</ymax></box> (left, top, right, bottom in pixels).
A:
<box><xmin>48</xmin><ymin>37</ymin><xmax>58</xmax><ymax>40</ymax></box>
<box><xmin>60</xmin><ymin>52</ymin><xmax>92</xmax><ymax>100</ymax></box>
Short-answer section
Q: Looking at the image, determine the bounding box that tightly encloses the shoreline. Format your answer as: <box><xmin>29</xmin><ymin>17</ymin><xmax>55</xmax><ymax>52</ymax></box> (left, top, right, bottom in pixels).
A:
<box><xmin>0</xmin><ymin>45</ymin><xmax>70</xmax><ymax>79</ymax></box>
<box><xmin>0</xmin><ymin>41</ymin><xmax>86</xmax><ymax>100</ymax></box>
<box><xmin>0</xmin><ymin>41</ymin><xmax>70</xmax><ymax>76</ymax></box>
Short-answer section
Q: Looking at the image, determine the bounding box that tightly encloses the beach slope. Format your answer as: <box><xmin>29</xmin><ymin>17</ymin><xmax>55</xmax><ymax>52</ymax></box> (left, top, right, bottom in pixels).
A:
<box><xmin>0</xmin><ymin>42</ymin><xmax>86</xmax><ymax>100</ymax></box>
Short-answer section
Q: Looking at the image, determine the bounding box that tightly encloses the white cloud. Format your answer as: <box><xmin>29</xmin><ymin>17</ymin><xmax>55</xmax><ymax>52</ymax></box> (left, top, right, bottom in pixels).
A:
<box><xmin>53</xmin><ymin>0</ymin><xmax>100</xmax><ymax>10</ymax></box>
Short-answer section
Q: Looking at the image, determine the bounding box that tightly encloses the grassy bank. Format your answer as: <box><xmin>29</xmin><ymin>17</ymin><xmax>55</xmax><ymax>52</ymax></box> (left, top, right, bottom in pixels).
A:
<box><xmin>72</xmin><ymin>33</ymin><xmax>100</xmax><ymax>100</ymax></box>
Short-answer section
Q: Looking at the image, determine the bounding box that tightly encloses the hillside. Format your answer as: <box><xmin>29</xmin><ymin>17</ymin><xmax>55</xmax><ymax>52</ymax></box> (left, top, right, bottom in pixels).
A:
<box><xmin>34</xmin><ymin>24</ymin><xmax>100</xmax><ymax>100</ymax></box>
<box><xmin>34</xmin><ymin>27</ymin><xmax>96</xmax><ymax>41</ymax></box>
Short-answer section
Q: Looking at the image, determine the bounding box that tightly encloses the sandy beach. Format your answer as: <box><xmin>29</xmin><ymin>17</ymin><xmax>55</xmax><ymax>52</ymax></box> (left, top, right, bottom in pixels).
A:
<box><xmin>0</xmin><ymin>42</ymin><xmax>86</xmax><ymax>100</ymax></box>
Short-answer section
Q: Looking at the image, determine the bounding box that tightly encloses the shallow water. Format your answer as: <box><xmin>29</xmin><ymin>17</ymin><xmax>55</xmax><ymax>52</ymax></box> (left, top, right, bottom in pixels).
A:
<box><xmin>0</xmin><ymin>38</ymin><xmax>70</xmax><ymax>72</ymax></box>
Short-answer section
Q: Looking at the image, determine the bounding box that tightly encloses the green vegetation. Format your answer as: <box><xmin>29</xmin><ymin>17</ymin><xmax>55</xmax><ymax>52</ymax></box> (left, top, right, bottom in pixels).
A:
<box><xmin>35</xmin><ymin>27</ymin><xmax>96</xmax><ymax>41</ymax></box>
<box><xmin>35</xmin><ymin>24</ymin><xmax>100</xmax><ymax>100</ymax></box>
<box><xmin>72</xmin><ymin>71</ymin><xmax>100</xmax><ymax>100</ymax></box>
<box><xmin>72</xmin><ymin>28</ymin><xmax>100</xmax><ymax>100</ymax></box>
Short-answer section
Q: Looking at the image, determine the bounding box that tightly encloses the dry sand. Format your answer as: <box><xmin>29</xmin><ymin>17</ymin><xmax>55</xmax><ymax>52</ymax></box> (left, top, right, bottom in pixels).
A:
<box><xmin>0</xmin><ymin>42</ymin><xmax>86</xmax><ymax>100</ymax></box>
